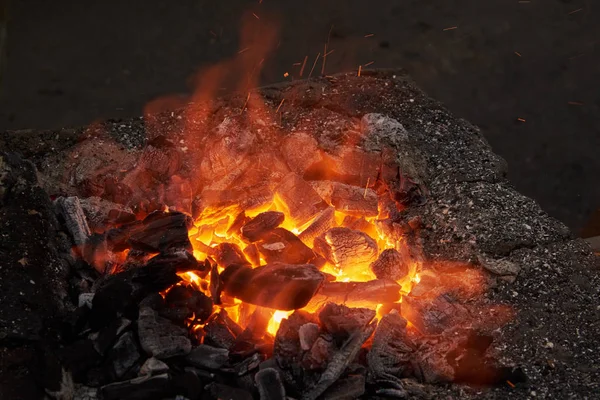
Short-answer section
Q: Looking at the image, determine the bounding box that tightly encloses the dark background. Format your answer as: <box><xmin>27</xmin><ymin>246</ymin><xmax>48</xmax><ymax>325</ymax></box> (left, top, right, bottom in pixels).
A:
<box><xmin>0</xmin><ymin>0</ymin><xmax>598</xmax><ymax>234</ymax></box>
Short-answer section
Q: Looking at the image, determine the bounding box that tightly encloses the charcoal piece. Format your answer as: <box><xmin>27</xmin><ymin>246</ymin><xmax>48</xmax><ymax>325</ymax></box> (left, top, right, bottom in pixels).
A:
<box><xmin>306</xmin><ymin>279</ymin><xmax>400</xmax><ymax>310</ymax></box>
<box><xmin>106</xmin><ymin>224</ymin><xmax>137</xmax><ymax>252</ymax></box>
<box><xmin>129</xmin><ymin>211</ymin><xmax>192</xmax><ymax>252</ymax></box>
<box><xmin>93</xmin><ymin>318</ymin><xmax>132</xmax><ymax>356</ymax></box>
<box><xmin>79</xmin><ymin>292</ymin><xmax>94</xmax><ymax>309</ymax></box>
<box><xmin>302</xmin><ymin>334</ymin><xmax>336</xmax><ymax>370</ymax></box>
<box><xmin>370</xmin><ymin>249</ymin><xmax>410</xmax><ymax>281</ymax></box>
<box><xmin>101</xmin><ymin>373</ymin><xmax>171</xmax><ymax>400</ymax></box>
<box><xmin>241</xmin><ymin>211</ymin><xmax>285</xmax><ymax>242</ymax></box>
<box><xmin>185</xmin><ymin>345</ymin><xmax>229</xmax><ymax>370</ymax></box>
<box><xmin>321</xmin><ymin>373</ymin><xmax>366</xmax><ymax>400</ymax></box>
<box><xmin>90</xmin><ymin>264</ymin><xmax>181</xmax><ymax>330</ymax></box>
<box><xmin>298</xmin><ymin>207</ymin><xmax>335</xmax><ymax>247</ymax></box>
<box><xmin>138</xmin><ymin>306</ymin><xmax>192</xmax><ymax>359</ymax></box>
<box><xmin>367</xmin><ymin>311</ymin><xmax>415</xmax><ymax>386</ymax></box>
<box><xmin>281</xmin><ymin>132</ymin><xmax>323</xmax><ymax>174</ymax></box>
<box><xmin>213</xmin><ymin>242</ymin><xmax>251</xmax><ymax>268</ymax></box>
<box><xmin>276</xmin><ymin>173</ymin><xmax>329</xmax><ymax>226</ymax></box>
<box><xmin>220</xmin><ymin>263</ymin><xmax>324</xmax><ymax>310</ymax></box>
<box><xmin>274</xmin><ymin>311</ymin><xmax>318</xmax><ymax>365</ymax></box>
<box><xmin>234</xmin><ymin>352</ymin><xmax>265</xmax><ymax>376</ymax></box>
<box><xmin>318</xmin><ymin>303</ymin><xmax>376</xmax><ymax>340</ymax></box>
<box><xmin>314</xmin><ymin>227</ymin><xmax>378</xmax><ymax>276</ymax></box>
<box><xmin>204</xmin><ymin>310</ymin><xmax>242</xmax><ymax>349</ymax></box>
<box><xmin>145</xmin><ymin>249</ymin><xmax>204</xmax><ymax>274</ymax></box>
<box><xmin>230</xmin><ymin>307</ymin><xmax>274</xmax><ymax>360</ymax></box>
<box><xmin>198</xmin><ymin>123</ymin><xmax>255</xmax><ymax>180</ymax></box>
<box><xmin>318</xmin><ymin>181</ymin><xmax>379</xmax><ymax>217</ymax></box>
<box><xmin>172</xmin><ymin>370</ymin><xmax>204</xmax><ymax>400</ymax></box>
<box><xmin>412</xmin><ymin>336</ymin><xmax>461</xmax><ymax>384</ymax></box>
<box><xmin>163</xmin><ymin>285</ymin><xmax>213</xmax><ymax>324</ymax></box>
<box><xmin>301</xmin><ymin>322</ymin><xmax>377</xmax><ymax>400</ymax></box>
<box><xmin>255</xmin><ymin>368</ymin><xmax>286</xmax><ymax>400</ymax></box>
<box><xmin>209</xmin><ymin>258</ymin><xmax>222</xmax><ymax>305</ymax></box>
<box><xmin>139</xmin><ymin>292</ymin><xmax>165</xmax><ymax>310</ymax></box>
<box><xmin>402</xmin><ymin>295</ymin><xmax>470</xmax><ymax>335</ymax></box>
<box><xmin>108</xmin><ymin>331</ymin><xmax>141</xmax><ymax>379</ymax></box>
<box><xmin>139</xmin><ymin>357</ymin><xmax>169</xmax><ymax>376</ymax></box>
<box><xmin>203</xmin><ymin>382</ymin><xmax>253</xmax><ymax>400</ymax></box>
<box><xmin>243</xmin><ymin>243</ymin><xmax>261</xmax><ymax>266</ymax></box>
<box><xmin>80</xmin><ymin>196</ymin><xmax>136</xmax><ymax>232</ymax></box>
<box><xmin>54</xmin><ymin>196</ymin><xmax>91</xmax><ymax>245</ymax></box>
<box><xmin>257</xmin><ymin>228</ymin><xmax>317</xmax><ymax>265</ymax></box>
<box><xmin>227</xmin><ymin>211</ymin><xmax>250</xmax><ymax>237</ymax></box>
<box><xmin>341</xmin><ymin>216</ymin><xmax>379</xmax><ymax>242</ymax></box>
<box><xmin>299</xmin><ymin>323</ymin><xmax>320</xmax><ymax>351</ymax></box>
<box><xmin>137</xmin><ymin>136</ymin><xmax>182</xmax><ymax>180</ymax></box>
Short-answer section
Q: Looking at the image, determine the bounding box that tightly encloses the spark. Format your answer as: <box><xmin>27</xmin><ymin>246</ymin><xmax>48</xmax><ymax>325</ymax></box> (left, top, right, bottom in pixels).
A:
<box><xmin>506</xmin><ymin>380</ymin><xmax>516</xmax><ymax>388</ymax></box>
<box><xmin>517</xmin><ymin>117</ymin><xmax>526</xmax><ymax>122</ymax></box>
<box><xmin>364</xmin><ymin>61</ymin><xmax>375</xmax><ymax>67</ymax></box>
<box><xmin>568</xmin><ymin>101</ymin><xmax>584</xmax><ymax>106</ymax></box>
<box><xmin>358</xmin><ymin>65</ymin><xmax>362</xmax><ymax>76</ymax></box>
<box><xmin>569</xmin><ymin>53</ymin><xmax>585</xmax><ymax>60</ymax></box>
<box><xmin>364</xmin><ymin>178</ymin><xmax>370</xmax><ymax>198</ymax></box>
<box><xmin>275</xmin><ymin>98</ymin><xmax>285</xmax><ymax>113</ymax></box>
<box><xmin>568</xmin><ymin>8</ymin><xmax>583</xmax><ymax>14</ymax></box>
<box><xmin>252</xmin><ymin>12</ymin><xmax>260</xmax><ymax>19</ymax></box>
<box><xmin>514</xmin><ymin>51</ymin><xmax>522</xmax><ymax>57</ymax></box>
<box><xmin>309</xmin><ymin>52</ymin><xmax>321</xmax><ymax>78</ymax></box>
<box><xmin>443</xmin><ymin>26</ymin><xmax>458</xmax><ymax>31</ymax></box>
<box><xmin>283</xmin><ymin>72</ymin><xmax>289</xmax><ymax>78</ymax></box>
<box><xmin>322</xmin><ymin>43</ymin><xmax>327</xmax><ymax>75</ymax></box>
<box><xmin>299</xmin><ymin>55</ymin><xmax>308</xmax><ymax>77</ymax></box>
<box><xmin>240</xmin><ymin>92</ymin><xmax>250</xmax><ymax>115</ymax></box>
<box><xmin>209</xmin><ymin>30</ymin><xmax>217</xmax><ymax>37</ymax></box>
<box><xmin>292</xmin><ymin>62</ymin><xmax>301</xmax><ymax>66</ymax></box>
<box><xmin>364</xmin><ymin>33</ymin><xmax>375</xmax><ymax>38</ymax></box>
<box><xmin>238</xmin><ymin>47</ymin><xmax>251</xmax><ymax>54</ymax></box>
<box><xmin>324</xmin><ymin>49</ymin><xmax>335</xmax><ymax>57</ymax></box>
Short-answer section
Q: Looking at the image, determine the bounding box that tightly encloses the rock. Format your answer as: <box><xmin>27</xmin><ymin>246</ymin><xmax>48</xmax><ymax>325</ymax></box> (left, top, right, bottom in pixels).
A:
<box><xmin>137</xmin><ymin>307</ymin><xmax>191</xmax><ymax>359</ymax></box>
<box><xmin>477</xmin><ymin>253</ymin><xmax>521</xmax><ymax>281</ymax></box>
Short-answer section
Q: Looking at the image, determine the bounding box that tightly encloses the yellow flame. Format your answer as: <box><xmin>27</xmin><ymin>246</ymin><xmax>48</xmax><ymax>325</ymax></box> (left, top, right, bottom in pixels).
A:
<box><xmin>267</xmin><ymin>310</ymin><xmax>293</xmax><ymax>336</ymax></box>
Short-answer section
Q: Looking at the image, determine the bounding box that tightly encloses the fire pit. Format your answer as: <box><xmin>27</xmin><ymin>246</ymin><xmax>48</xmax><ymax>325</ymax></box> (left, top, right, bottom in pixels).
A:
<box><xmin>1</xmin><ymin>70</ymin><xmax>599</xmax><ymax>400</ymax></box>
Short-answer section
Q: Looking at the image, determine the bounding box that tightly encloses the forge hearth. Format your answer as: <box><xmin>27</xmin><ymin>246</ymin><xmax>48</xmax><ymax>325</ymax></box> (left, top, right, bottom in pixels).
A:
<box><xmin>1</xmin><ymin>70</ymin><xmax>599</xmax><ymax>400</ymax></box>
